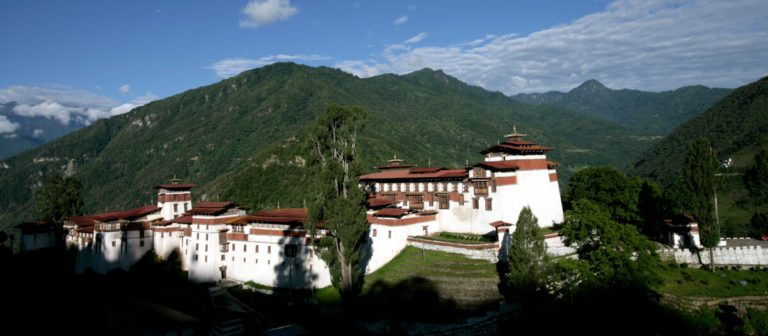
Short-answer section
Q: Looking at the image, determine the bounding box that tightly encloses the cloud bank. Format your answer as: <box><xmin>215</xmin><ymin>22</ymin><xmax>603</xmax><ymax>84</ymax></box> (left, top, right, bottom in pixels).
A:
<box><xmin>0</xmin><ymin>85</ymin><xmax>157</xmax><ymax>126</ymax></box>
<box><xmin>0</xmin><ymin>115</ymin><xmax>19</xmax><ymax>134</ymax></box>
<box><xmin>336</xmin><ymin>0</ymin><xmax>768</xmax><ymax>93</ymax></box>
<box><xmin>240</xmin><ymin>0</ymin><xmax>298</xmax><ymax>28</ymax></box>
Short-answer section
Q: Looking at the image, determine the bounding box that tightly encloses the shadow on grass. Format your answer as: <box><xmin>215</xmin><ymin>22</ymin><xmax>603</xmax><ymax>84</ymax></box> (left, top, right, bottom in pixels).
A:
<box><xmin>353</xmin><ymin>277</ymin><xmax>460</xmax><ymax>323</ymax></box>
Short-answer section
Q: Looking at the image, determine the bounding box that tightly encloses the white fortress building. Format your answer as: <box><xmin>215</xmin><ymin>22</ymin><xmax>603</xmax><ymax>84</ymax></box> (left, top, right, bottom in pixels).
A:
<box><xmin>58</xmin><ymin>129</ymin><xmax>565</xmax><ymax>288</ymax></box>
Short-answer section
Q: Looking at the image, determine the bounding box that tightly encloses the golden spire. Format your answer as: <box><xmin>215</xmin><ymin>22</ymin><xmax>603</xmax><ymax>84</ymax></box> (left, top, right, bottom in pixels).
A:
<box><xmin>504</xmin><ymin>124</ymin><xmax>526</xmax><ymax>139</ymax></box>
<box><xmin>388</xmin><ymin>153</ymin><xmax>404</xmax><ymax>164</ymax></box>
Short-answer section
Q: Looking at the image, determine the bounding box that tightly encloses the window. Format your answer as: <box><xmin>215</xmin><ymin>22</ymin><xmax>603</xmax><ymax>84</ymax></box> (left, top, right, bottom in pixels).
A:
<box><xmin>268</xmin><ymin>246</ymin><xmax>271</xmax><ymax>254</ymax></box>
<box><xmin>255</xmin><ymin>245</ymin><xmax>259</xmax><ymax>253</ymax></box>
<box><xmin>196</xmin><ymin>233</ymin><xmax>199</xmax><ymax>239</ymax></box>
<box><xmin>244</xmin><ymin>245</ymin><xmax>247</xmax><ymax>252</ymax></box>
<box><xmin>112</xmin><ymin>241</ymin><xmax>116</xmax><ymax>247</ymax></box>
<box><xmin>473</xmin><ymin>198</ymin><xmax>479</xmax><ymax>209</ymax></box>
<box><xmin>407</xmin><ymin>194</ymin><xmax>424</xmax><ymax>210</ymax></box>
<box><xmin>437</xmin><ymin>194</ymin><xmax>449</xmax><ymax>209</ymax></box>
<box><xmin>206</xmin><ymin>233</ymin><xmax>209</xmax><ymax>241</ymax></box>
<box><xmin>160</xmin><ymin>232</ymin><xmax>164</xmax><ymax>238</ymax></box>
<box><xmin>174</xmin><ymin>204</ymin><xmax>178</xmax><ymax>213</ymax></box>
<box><xmin>205</xmin><ymin>256</ymin><xmax>208</xmax><ymax>262</ymax></box>
<box><xmin>243</xmin><ymin>258</ymin><xmax>246</xmax><ymax>263</ymax></box>
<box><xmin>195</xmin><ymin>255</ymin><xmax>198</xmax><ymax>261</ymax></box>
<box><xmin>196</xmin><ymin>243</ymin><xmax>199</xmax><ymax>251</ymax></box>
<box><xmin>255</xmin><ymin>259</ymin><xmax>258</xmax><ymax>264</ymax></box>
<box><xmin>486</xmin><ymin>198</ymin><xmax>493</xmax><ymax>211</ymax></box>
<box><xmin>221</xmin><ymin>255</ymin><xmax>225</xmax><ymax>261</ymax></box>
<box><xmin>140</xmin><ymin>240</ymin><xmax>145</xmax><ymax>247</ymax></box>
<box><xmin>205</xmin><ymin>244</ymin><xmax>208</xmax><ymax>252</ymax></box>
<box><xmin>372</xmin><ymin>229</ymin><xmax>377</xmax><ymax>237</ymax></box>
<box><xmin>474</xmin><ymin>181</ymin><xmax>488</xmax><ymax>196</ymax></box>
<box><xmin>388</xmin><ymin>230</ymin><xmax>392</xmax><ymax>239</ymax></box>
<box><xmin>232</xmin><ymin>256</ymin><xmax>235</xmax><ymax>261</ymax></box>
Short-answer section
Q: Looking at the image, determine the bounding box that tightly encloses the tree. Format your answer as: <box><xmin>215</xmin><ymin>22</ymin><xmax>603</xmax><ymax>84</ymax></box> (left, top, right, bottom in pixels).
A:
<box><xmin>306</xmin><ymin>104</ymin><xmax>369</xmax><ymax>300</ymax></box>
<box><xmin>744</xmin><ymin>148</ymin><xmax>768</xmax><ymax>203</ymax></box>
<box><xmin>683</xmin><ymin>137</ymin><xmax>719</xmax><ymax>271</ymax></box>
<box><xmin>637</xmin><ymin>180</ymin><xmax>664</xmax><ymax>239</ymax></box>
<box><xmin>750</xmin><ymin>212</ymin><xmax>768</xmax><ymax>239</ymax></box>
<box><xmin>564</xmin><ymin>166</ymin><xmax>642</xmax><ymax>224</ymax></box>
<box><xmin>561</xmin><ymin>199</ymin><xmax>661</xmax><ymax>289</ymax></box>
<box><xmin>506</xmin><ymin>206</ymin><xmax>551</xmax><ymax>301</ymax></box>
<box><xmin>35</xmin><ymin>174</ymin><xmax>84</xmax><ymax>225</ymax></box>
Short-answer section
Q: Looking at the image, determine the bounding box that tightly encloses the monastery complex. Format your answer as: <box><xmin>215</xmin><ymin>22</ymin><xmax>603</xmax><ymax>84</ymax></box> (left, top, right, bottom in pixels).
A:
<box><xmin>40</xmin><ymin>129</ymin><xmax>566</xmax><ymax>288</ymax></box>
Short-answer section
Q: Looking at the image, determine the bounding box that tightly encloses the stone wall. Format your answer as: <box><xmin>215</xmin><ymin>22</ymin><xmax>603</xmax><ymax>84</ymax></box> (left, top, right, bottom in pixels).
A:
<box><xmin>406</xmin><ymin>237</ymin><xmax>500</xmax><ymax>262</ymax></box>
<box><xmin>660</xmin><ymin>245</ymin><xmax>768</xmax><ymax>266</ymax></box>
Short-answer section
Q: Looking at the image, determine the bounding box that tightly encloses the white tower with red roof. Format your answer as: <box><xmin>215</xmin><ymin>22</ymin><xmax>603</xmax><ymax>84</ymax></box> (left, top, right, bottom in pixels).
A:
<box><xmin>154</xmin><ymin>178</ymin><xmax>197</xmax><ymax>220</ymax></box>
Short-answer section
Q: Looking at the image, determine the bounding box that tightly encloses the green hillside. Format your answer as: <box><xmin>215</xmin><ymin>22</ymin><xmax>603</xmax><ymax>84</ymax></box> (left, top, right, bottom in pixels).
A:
<box><xmin>627</xmin><ymin>76</ymin><xmax>768</xmax><ymax>231</ymax></box>
<box><xmin>0</xmin><ymin>63</ymin><xmax>655</xmax><ymax>229</ymax></box>
<box><xmin>511</xmin><ymin>79</ymin><xmax>732</xmax><ymax>135</ymax></box>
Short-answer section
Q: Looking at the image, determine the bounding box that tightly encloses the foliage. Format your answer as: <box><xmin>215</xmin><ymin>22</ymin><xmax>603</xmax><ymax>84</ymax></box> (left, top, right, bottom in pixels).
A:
<box><xmin>750</xmin><ymin>212</ymin><xmax>768</xmax><ymax>238</ymax></box>
<box><xmin>306</xmin><ymin>104</ymin><xmax>369</xmax><ymax>300</ymax></box>
<box><xmin>506</xmin><ymin>206</ymin><xmax>551</xmax><ymax>301</ymax></box>
<box><xmin>656</xmin><ymin>265</ymin><xmax>768</xmax><ymax>297</ymax></box>
<box><xmin>683</xmin><ymin>137</ymin><xmax>719</xmax><ymax>249</ymax></box>
<box><xmin>34</xmin><ymin>174</ymin><xmax>84</xmax><ymax>225</ymax></box>
<box><xmin>744</xmin><ymin>148</ymin><xmax>768</xmax><ymax>203</ymax></box>
<box><xmin>511</xmin><ymin>79</ymin><xmax>732</xmax><ymax>135</ymax></box>
<box><xmin>637</xmin><ymin>179</ymin><xmax>665</xmax><ymax>238</ymax></box>
<box><xmin>1</xmin><ymin>62</ymin><xmax>658</xmax><ymax>230</ymax></box>
<box><xmin>436</xmin><ymin>231</ymin><xmax>495</xmax><ymax>243</ymax></box>
<box><xmin>564</xmin><ymin>166</ymin><xmax>642</xmax><ymax>223</ymax></box>
<box><xmin>561</xmin><ymin>199</ymin><xmax>661</xmax><ymax>289</ymax></box>
<box><xmin>748</xmin><ymin>308</ymin><xmax>768</xmax><ymax>336</ymax></box>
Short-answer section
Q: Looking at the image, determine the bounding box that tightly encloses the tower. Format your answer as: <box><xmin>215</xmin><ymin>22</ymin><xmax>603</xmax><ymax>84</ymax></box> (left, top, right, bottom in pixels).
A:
<box><xmin>154</xmin><ymin>178</ymin><xmax>198</xmax><ymax>220</ymax></box>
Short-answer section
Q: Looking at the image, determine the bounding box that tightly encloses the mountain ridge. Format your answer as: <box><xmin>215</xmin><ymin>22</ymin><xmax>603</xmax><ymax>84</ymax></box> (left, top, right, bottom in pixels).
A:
<box><xmin>0</xmin><ymin>62</ymin><xmax>656</xmax><ymax>229</ymax></box>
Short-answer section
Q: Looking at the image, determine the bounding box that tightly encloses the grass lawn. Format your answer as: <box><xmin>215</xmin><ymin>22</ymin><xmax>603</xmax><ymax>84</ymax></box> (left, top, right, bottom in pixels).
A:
<box><xmin>657</xmin><ymin>265</ymin><xmax>768</xmax><ymax>297</ymax></box>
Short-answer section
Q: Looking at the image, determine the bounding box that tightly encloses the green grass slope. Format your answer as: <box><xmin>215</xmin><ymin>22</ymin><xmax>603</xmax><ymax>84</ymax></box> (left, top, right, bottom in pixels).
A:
<box><xmin>0</xmin><ymin>63</ymin><xmax>654</xmax><ymax>229</ymax></box>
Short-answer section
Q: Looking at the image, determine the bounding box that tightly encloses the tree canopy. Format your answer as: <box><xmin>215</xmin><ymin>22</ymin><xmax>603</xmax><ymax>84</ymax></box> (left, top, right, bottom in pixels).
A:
<box><xmin>35</xmin><ymin>174</ymin><xmax>84</xmax><ymax>225</ymax></box>
<box><xmin>683</xmin><ymin>138</ymin><xmax>719</xmax><ymax>249</ymax></box>
<box><xmin>744</xmin><ymin>148</ymin><xmax>768</xmax><ymax>203</ymax></box>
<box><xmin>560</xmin><ymin>199</ymin><xmax>661</xmax><ymax>289</ymax></box>
<box><xmin>564</xmin><ymin>166</ymin><xmax>643</xmax><ymax>224</ymax></box>
<box><xmin>506</xmin><ymin>206</ymin><xmax>551</xmax><ymax>301</ymax></box>
<box><xmin>306</xmin><ymin>104</ymin><xmax>369</xmax><ymax>300</ymax></box>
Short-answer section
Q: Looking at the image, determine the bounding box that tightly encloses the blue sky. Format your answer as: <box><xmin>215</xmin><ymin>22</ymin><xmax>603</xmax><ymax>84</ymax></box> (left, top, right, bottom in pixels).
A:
<box><xmin>0</xmin><ymin>0</ymin><xmax>766</xmax><ymax>132</ymax></box>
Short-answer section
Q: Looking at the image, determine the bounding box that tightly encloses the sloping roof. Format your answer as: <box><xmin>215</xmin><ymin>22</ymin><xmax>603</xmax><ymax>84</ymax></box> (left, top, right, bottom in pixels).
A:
<box><xmin>227</xmin><ymin>208</ymin><xmax>312</xmax><ymax>227</ymax></box>
<box><xmin>153</xmin><ymin>183</ymin><xmax>198</xmax><ymax>190</ymax></box>
<box><xmin>154</xmin><ymin>215</ymin><xmax>193</xmax><ymax>226</ymax></box>
<box><xmin>374</xmin><ymin>208</ymin><xmax>411</xmax><ymax>218</ymax></box>
<box><xmin>479</xmin><ymin>140</ymin><xmax>554</xmax><ymax>155</ymax></box>
<box><xmin>184</xmin><ymin>202</ymin><xmax>236</xmax><ymax>216</ymax></box>
<box><xmin>68</xmin><ymin>205</ymin><xmax>161</xmax><ymax>226</ymax></box>
<box><xmin>475</xmin><ymin>161</ymin><xmax>519</xmax><ymax>171</ymax></box>
<box><xmin>360</xmin><ymin>168</ymin><xmax>468</xmax><ymax>181</ymax></box>
<box><xmin>365</xmin><ymin>198</ymin><xmax>398</xmax><ymax>208</ymax></box>
<box><xmin>410</xmin><ymin>167</ymin><xmax>444</xmax><ymax>174</ymax></box>
<box><xmin>376</xmin><ymin>163</ymin><xmax>415</xmax><ymax>170</ymax></box>
<box><xmin>489</xmin><ymin>220</ymin><xmax>513</xmax><ymax>228</ymax></box>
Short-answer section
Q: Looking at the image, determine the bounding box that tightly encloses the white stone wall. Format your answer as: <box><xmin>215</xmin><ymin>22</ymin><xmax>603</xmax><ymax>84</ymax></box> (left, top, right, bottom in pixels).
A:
<box><xmin>406</xmin><ymin>238</ymin><xmax>500</xmax><ymax>262</ymax></box>
<box><xmin>153</xmin><ymin>227</ymin><xmax>183</xmax><ymax>259</ymax></box>
<box><xmin>660</xmin><ymin>246</ymin><xmax>768</xmax><ymax>266</ymax></box>
<box><xmin>187</xmin><ymin>223</ymin><xmax>225</xmax><ymax>283</ymax></box>
<box><xmin>20</xmin><ymin>231</ymin><xmax>57</xmax><ymax>252</ymax></box>
<box><xmin>363</xmin><ymin>218</ymin><xmax>440</xmax><ymax>274</ymax></box>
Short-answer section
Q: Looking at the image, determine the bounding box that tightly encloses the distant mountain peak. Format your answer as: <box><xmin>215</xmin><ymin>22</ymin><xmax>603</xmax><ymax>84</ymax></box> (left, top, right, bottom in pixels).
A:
<box><xmin>571</xmin><ymin>79</ymin><xmax>608</xmax><ymax>93</ymax></box>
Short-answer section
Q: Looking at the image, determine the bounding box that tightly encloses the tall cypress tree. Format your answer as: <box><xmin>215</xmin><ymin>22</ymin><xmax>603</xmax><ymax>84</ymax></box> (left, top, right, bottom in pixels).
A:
<box><xmin>744</xmin><ymin>148</ymin><xmax>768</xmax><ymax>204</ymax></box>
<box><xmin>306</xmin><ymin>104</ymin><xmax>369</xmax><ymax>300</ymax></box>
<box><xmin>507</xmin><ymin>206</ymin><xmax>550</xmax><ymax>301</ymax></box>
<box><xmin>683</xmin><ymin>137</ymin><xmax>719</xmax><ymax>271</ymax></box>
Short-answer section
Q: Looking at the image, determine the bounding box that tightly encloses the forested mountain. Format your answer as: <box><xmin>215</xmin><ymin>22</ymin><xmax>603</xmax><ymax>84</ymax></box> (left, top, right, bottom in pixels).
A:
<box><xmin>0</xmin><ymin>63</ymin><xmax>656</xmax><ymax>229</ymax></box>
<box><xmin>510</xmin><ymin>80</ymin><xmax>732</xmax><ymax>135</ymax></box>
<box><xmin>627</xmin><ymin>76</ymin><xmax>768</xmax><ymax>231</ymax></box>
<box><xmin>0</xmin><ymin>102</ymin><xmax>86</xmax><ymax>159</ymax></box>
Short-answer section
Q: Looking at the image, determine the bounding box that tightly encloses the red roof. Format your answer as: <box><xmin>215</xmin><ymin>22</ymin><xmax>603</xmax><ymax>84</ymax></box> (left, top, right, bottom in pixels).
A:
<box><xmin>360</xmin><ymin>168</ymin><xmax>468</xmax><ymax>181</ymax></box>
<box><xmin>154</xmin><ymin>215</ymin><xmax>193</xmax><ymax>226</ymax></box>
<box><xmin>365</xmin><ymin>198</ymin><xmax>398</xmax><ymax>208</ymax></box>
<box><xmin>76</xmin><ymin>226</ymin><xmax>94</xmax><ymax>233</ymax></box>
<box><xmin>16</xmin><ymin>221</ymin><xmax>56</xmax><ymax>234</ymax></box>
<box><xmin>374</xmin><ymin>208</ymin><xmax>411</xmax><ymax>218</ymax></box>
<box><xmin>489</xmin><ymin>220</ymin><xmax>513</xmax><ymax>228</ymax></box>
<box><xmin>227</xmin><ymin>208</ymin><xmax>313</xmax><ymax>227</ymax></box>
<box><xmin>68</xmin><ymin>205</ymin><xmax>160</xmax><ymax>226</ymax></box>
<box><xmin>475</xmin><ymin>161</ymin><xmax>519</xmax><ymax>171</ymax></box>
<box><xmin>376</xmin><ymin>163</ymin><xmax>415</xmax><ymax>170</ymax></box>
<box><xmin>194</xmin><ymin>202</ymin><xmax>233</xmax><ymax>208</ymax></box>
<box><xmin>410</xmin><ymin>167</ymin><xmax>443</xmax><ymax>174</ymax></box>
<box><xmin>154</xmin><ymin>183</ymin><xmax>198</xmax><ymax>190</ymax></box>
<box><xmin>184</xmin><ymin>202</ymin><xmax>236</xmax><ymax>216</ymax></box>
<box><xmin>479</xmin><ymin>140</ymin><xmax>554</xmax><ymax>155</ymax></box>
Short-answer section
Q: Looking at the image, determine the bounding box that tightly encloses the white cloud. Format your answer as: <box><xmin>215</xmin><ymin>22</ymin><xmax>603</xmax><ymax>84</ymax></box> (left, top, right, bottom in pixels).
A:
<box><xmin>393</xmin><ymin>15</ymin><xmax>408</xmax><ymax>25</ymax></box>
<box><xmin>404</xmin><ymin>32</ymin><xmax>428</xmax><ymax>44</ymax></box>
<box><xmin>336</xmin><ymin>0</ymin><xmax>768</xmax><ymax>94</ymax></box>
<box><xmin>240</xmin><ymin>0</ymin><xmax>297</xmax><ymax>28</ymax></box>
<box><xmin>0</xmin><ymin>85</ymin><xmax>153</xmax><ymax>126</ymax></box>
<box><xmin>32</xmin><ymin>129</ymin><xmax>44</xmax><ymax>138</ymax></box>
<box><xmin>207</xmin><ymin>54</ymin><xmax>331</xmax><ymax>78</ymax></box>
<box><xmin>119</xmin><ymin>84</ymin><xmax>131</xmax><ymax>95</ymax></box>
<box><xmin>0</xmin><ymin>115</ymin><xmax>19</xmax><ymax>134</ymax></box>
